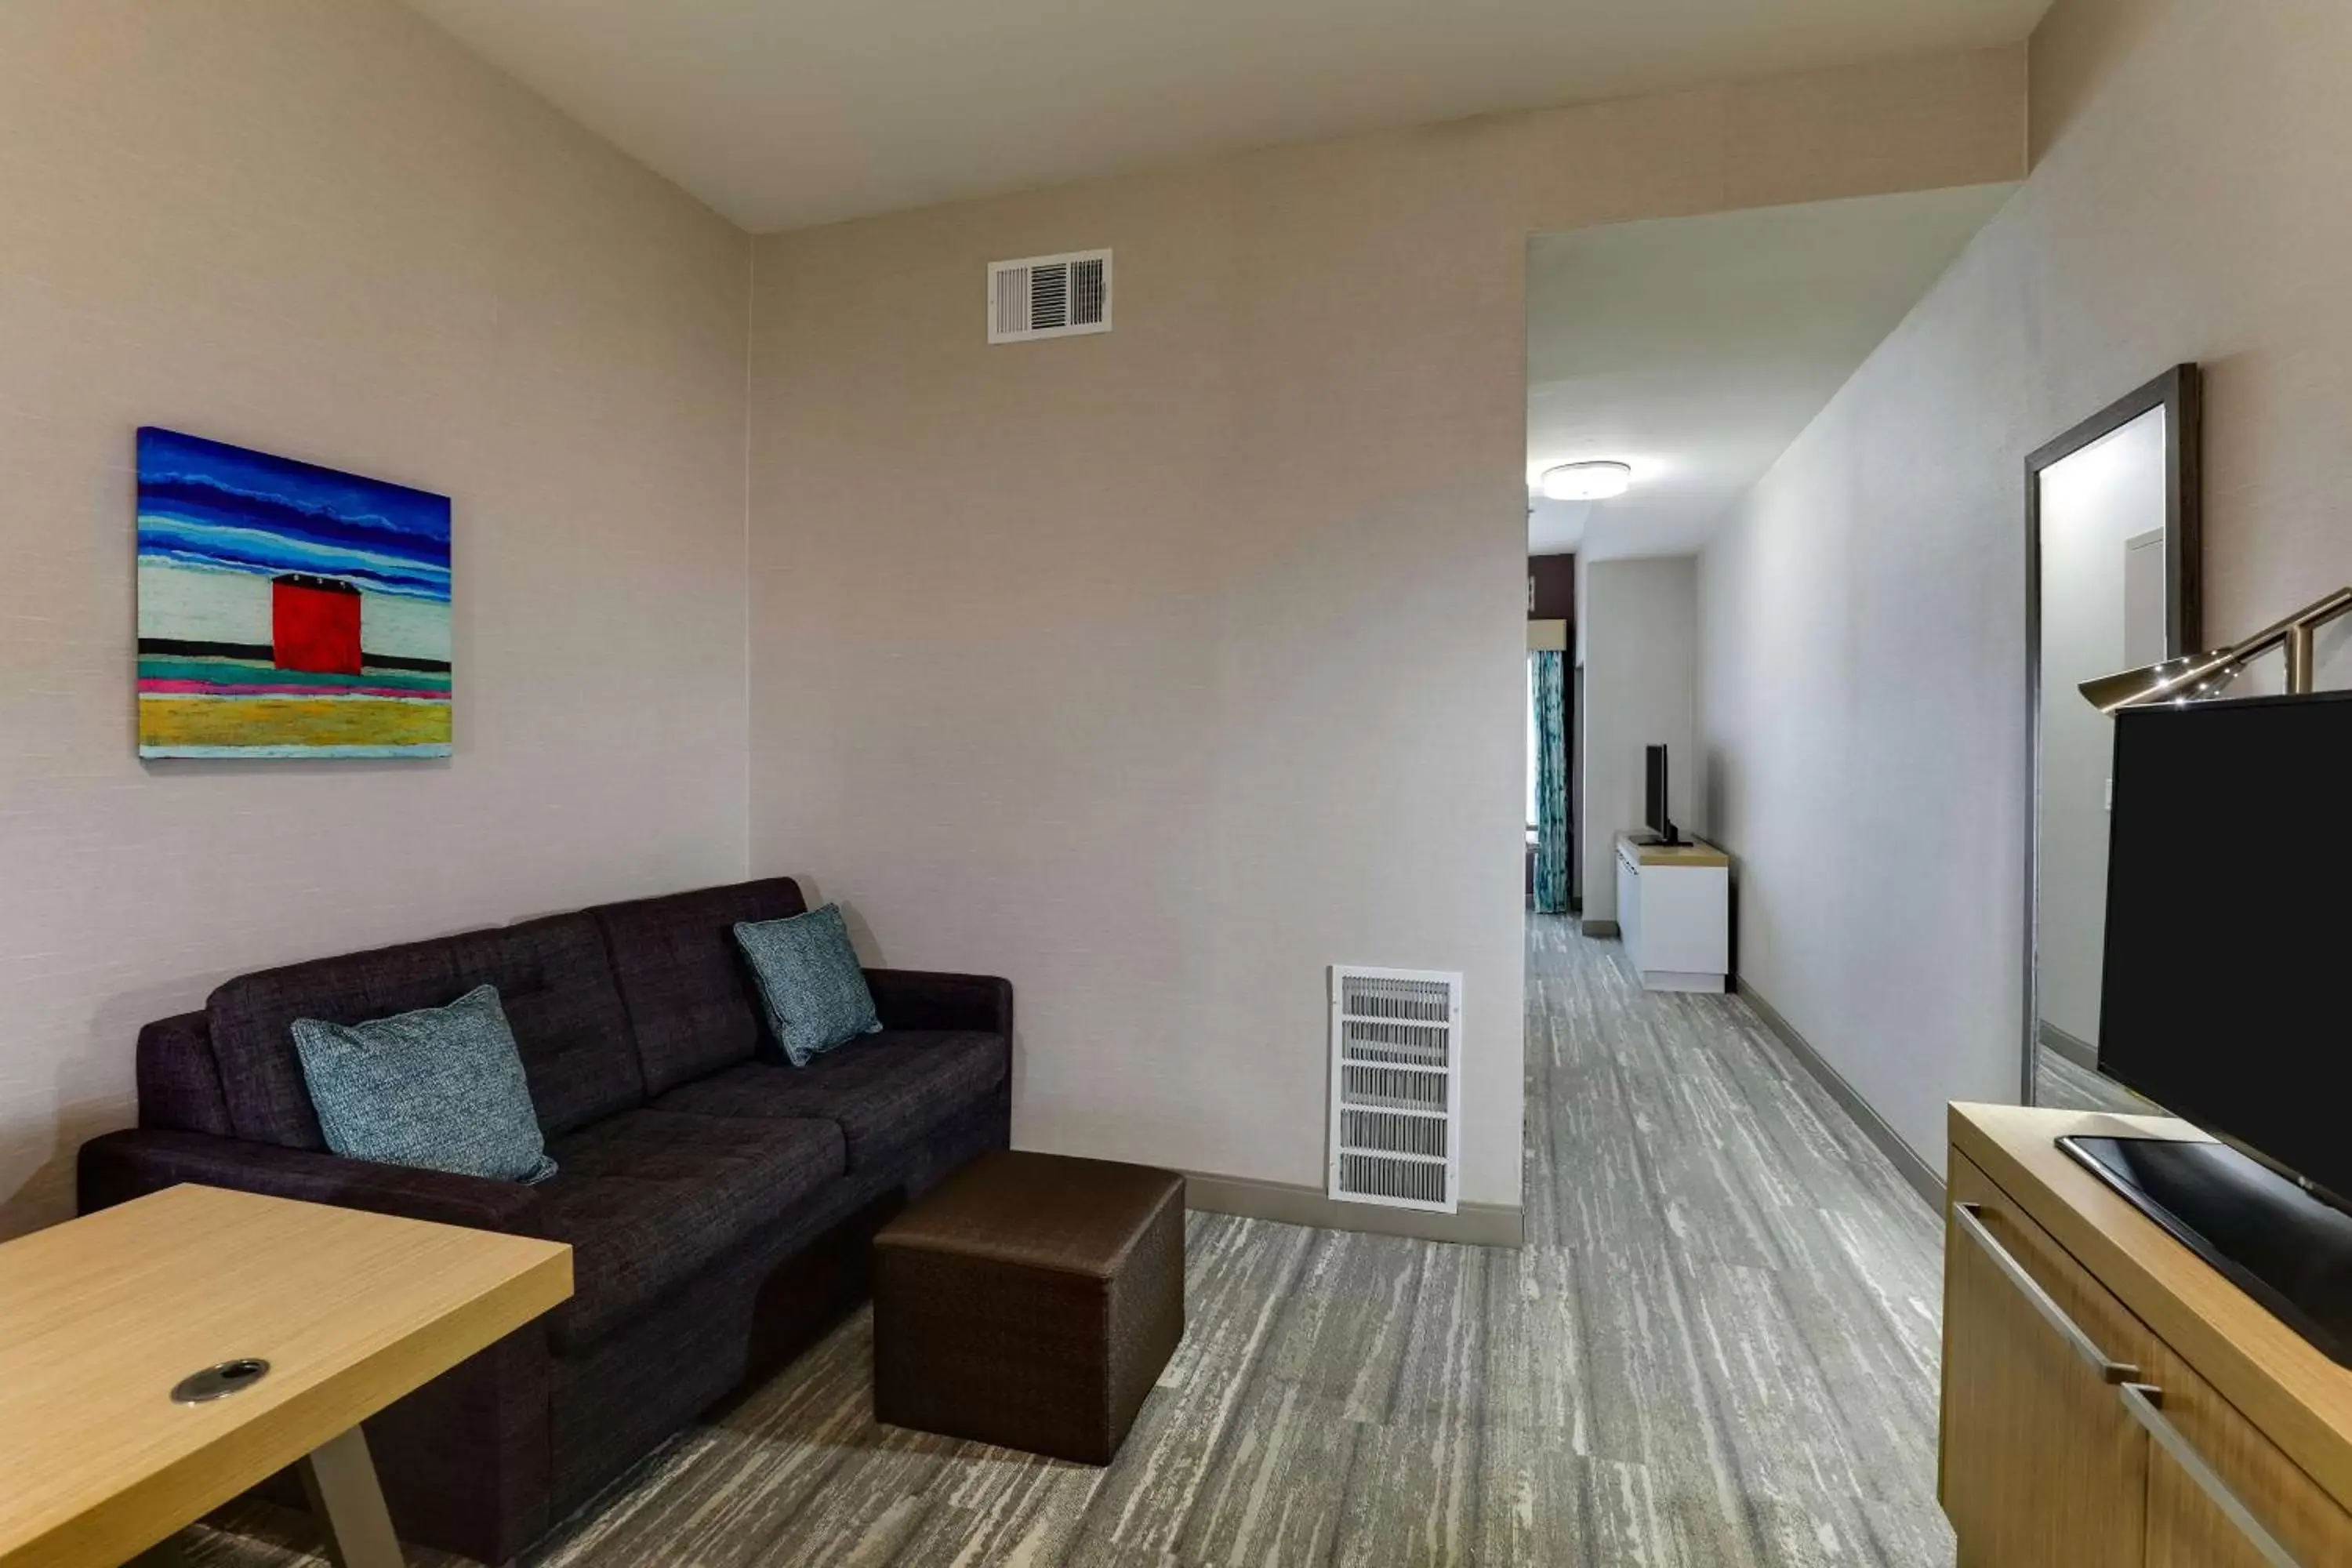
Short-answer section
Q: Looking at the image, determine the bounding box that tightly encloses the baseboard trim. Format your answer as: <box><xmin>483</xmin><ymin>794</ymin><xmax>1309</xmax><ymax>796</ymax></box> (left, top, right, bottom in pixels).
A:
<box><xmin>1735</xmin><ymin>978</ymin><xmax>1944</xmax><ymax>1213</ymax></box>
<box><xmin>1183</xmin><ymin>1171</ymin><xmax>1524</xmax><ymax>1249</ymax></box>
<box><xmin>1579</xmin><ymin>917</ymin><xmax>1620</xmax><ymax>938</ymax></box>
<box><xmin>2039</xmin><ymin>1019</ymin><xmax>2098</xmax><ymax>1070</ymax></box>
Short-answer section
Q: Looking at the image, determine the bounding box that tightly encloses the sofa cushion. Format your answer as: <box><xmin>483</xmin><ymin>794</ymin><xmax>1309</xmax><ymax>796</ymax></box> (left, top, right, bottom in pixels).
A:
<box><xmin>136</xmin><ymin>1011</ymin><xmax>235</xmax><ymax>1138</ymax></box>
<box><xmin>208</xmin><ymin>914</ymin><xmax>644</xmax><ymax>1150</ymax></box>
<box><xmin>734</xmin><ymin>904</ymin><xmax>882</xmax><ymax>1067</ymax></box>
<box><xmin>535</xmin><ymin>1109</ymin><xmax>844</xmax><ymax>1351</ymax></box>
<box><xmin>650</xmin><ymin>1030</ymin><xmax>1009</xmax><ymax>1172</ymax></box>
<box><xmin>293</xmin><ymin>984</ymin><xmax>557</xmax><ymax>1184</ymax></box>
<box><xmin>587</xmin><ymin>879</ymin><xmax>807</xmax><ymax>1096</ymax></box>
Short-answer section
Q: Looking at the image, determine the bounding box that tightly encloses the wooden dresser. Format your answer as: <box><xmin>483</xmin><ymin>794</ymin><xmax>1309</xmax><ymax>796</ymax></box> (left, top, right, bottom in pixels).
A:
<box><xmin>1942</xmin><ymin>1103</ymin><xmax>2352</xmax><ymax>1566</ymax></box>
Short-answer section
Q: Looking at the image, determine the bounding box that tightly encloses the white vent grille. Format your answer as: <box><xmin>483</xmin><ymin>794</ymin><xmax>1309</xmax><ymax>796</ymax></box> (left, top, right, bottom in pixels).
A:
<box><xmin>1327</xmin><ymin>966</ymin><xmax>1461</xmax><ymax>1213</ymax></box>
<box><xmin>989</xmin><ymin>249</ymin><xmax>1112</xmax><ymax>343</ymax></box>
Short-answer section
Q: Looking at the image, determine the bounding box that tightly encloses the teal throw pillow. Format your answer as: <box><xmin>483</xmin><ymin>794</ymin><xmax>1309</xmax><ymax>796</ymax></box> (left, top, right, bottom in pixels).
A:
<box><xmin>734</xmin><ymin>904</ymin><xmax>884</xmax><ymax>1067</ymax></box>
<box><xmin>291</xmin><ymin>984</ymin><xmax>557</xmax><ymax>1184</ymax></box>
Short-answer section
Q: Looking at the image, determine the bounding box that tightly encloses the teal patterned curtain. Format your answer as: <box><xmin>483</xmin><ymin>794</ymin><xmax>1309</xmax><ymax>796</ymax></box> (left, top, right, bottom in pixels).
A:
<box><xmin>1532</xmin><ymin>650</ymin><xmax>1570</xmax><ymax>913</ymax></box>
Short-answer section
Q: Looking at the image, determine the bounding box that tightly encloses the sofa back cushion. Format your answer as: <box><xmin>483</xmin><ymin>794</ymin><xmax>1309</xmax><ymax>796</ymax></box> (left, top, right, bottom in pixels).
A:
<box><xmin>136</xmin><ymin>1011</ymin><xmax>236</xmax><ymax>1137</ymax></box>
<box><xmin>207</xmin><ymin>913</ymin><xmax>644</xmax><ymax>1149</ymax></box>
<box><xmin>587</xmin><ymin>879</ymin><xmax>808</xmax><ymax>1095</ymax></box>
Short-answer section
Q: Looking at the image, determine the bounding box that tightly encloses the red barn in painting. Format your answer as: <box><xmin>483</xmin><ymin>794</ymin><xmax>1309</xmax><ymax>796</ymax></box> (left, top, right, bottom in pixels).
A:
<box><xmin>271</xmin><ymin>574</ymin><xmax>363</xmax><ymax>675</ymax></box>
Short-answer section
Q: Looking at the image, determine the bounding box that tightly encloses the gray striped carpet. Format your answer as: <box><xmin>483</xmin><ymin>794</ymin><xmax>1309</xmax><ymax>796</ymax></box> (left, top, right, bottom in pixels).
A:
<box><xmin>188</xmin><ymin>915</ymin><xmax>1955</xmax><ymax>1567</ymax></box>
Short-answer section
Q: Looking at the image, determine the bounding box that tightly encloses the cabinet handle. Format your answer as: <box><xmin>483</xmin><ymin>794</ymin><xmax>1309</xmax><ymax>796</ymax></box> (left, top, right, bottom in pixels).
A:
<box><xmin>1952</xmin><ymin>1201</ymin><xmax>2140</xmax><ymax>1382</ymax></box>
<box><xmin>2120</xmin><ymin>1382</ymin><xmax>2305</xmax><ymax>1568</ymax></box>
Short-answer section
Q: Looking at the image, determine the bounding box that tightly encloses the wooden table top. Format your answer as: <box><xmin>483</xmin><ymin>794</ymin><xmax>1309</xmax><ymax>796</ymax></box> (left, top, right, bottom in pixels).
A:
<box><xmin>1615</xmin><ymin>832</ymin><xmax>1731</xmax><ymax>869</ymax></box>
<box><xmin>1951</xmin><ymin>1102</ymin><xmax>2352</xmax><ymax>1515</ymax></box>
<box><xmin>0</xmin><ymin>1184</ymin><xmax>570</xmax><ymax>1568</ymax></box>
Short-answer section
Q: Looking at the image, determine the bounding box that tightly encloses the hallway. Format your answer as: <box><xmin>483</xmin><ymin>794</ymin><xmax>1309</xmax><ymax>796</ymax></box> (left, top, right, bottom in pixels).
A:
<box><xmin>1519</xmin><ymin>913</ymin><xmax>1953</xmax><ymax>1563</ymax></box>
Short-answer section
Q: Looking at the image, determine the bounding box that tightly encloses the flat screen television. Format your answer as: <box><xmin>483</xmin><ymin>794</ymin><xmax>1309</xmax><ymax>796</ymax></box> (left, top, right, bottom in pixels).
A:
<box><xmin>1643</xmin><ymin>744</ymin><xmax>1679</xmax><ymax>845</ymax></box>
<box><xmin>2074</xmin><ymin>688</ymin><xmax>2352</xmax><ymax>1363</ymax></box>
<box><xmin>2099</xmin><ymin>688</ymin><xmax>2352</xmax><ymax>1200</ymax></box>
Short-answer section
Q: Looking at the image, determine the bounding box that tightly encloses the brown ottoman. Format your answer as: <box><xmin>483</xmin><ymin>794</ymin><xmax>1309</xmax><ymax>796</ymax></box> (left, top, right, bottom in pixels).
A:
<box><xmin>873</xmin><ymin>1150</ymin><xmax>1185</xmax><ymax>1464</ymax></box>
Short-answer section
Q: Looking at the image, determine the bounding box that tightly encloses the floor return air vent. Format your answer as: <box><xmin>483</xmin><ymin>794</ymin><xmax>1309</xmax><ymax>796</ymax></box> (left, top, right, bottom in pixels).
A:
<box><xmin>1327</xmin><ymin>965</ymin><xmax>1461</xmax><ymax>1213</ymax></box>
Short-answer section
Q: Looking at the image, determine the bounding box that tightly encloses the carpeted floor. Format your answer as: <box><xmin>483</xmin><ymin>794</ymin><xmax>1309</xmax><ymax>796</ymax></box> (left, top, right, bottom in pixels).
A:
<box><xmin>190</xmin><ymin>914</ymin><xmax>1955</xmax><ymax>1566</ymax></box>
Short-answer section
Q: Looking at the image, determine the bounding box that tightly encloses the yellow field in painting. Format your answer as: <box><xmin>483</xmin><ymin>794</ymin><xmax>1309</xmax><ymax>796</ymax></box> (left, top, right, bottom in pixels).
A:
<box><xmin>140</xmin><ymin>695</ymin><xmax>452</xmax><ymax>750</ymax></box>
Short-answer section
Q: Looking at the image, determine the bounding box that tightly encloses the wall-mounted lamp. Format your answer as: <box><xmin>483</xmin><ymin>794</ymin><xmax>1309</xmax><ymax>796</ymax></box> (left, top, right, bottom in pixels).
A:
<box><xmin>2080</xmin><ymin>586</ymin><xmax>2352</xmax><ymax>713</ymax></box>
<box><xmin>1538</xmin><ymin>460</ymin><xmax>1633</xmax><ymax>502</ymax></box>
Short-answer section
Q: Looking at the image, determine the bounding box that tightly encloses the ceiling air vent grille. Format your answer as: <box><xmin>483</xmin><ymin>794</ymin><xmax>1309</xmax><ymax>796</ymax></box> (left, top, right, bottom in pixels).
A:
<box><xmin>1327</xmin><ymin>966</ymin><xmax>1461</xmax><ymax>1214</ymax></box>
<box><xmin>989</xmin><ymin>249</ymin><xmax>1112</xmax><ymax>343</ymax></box>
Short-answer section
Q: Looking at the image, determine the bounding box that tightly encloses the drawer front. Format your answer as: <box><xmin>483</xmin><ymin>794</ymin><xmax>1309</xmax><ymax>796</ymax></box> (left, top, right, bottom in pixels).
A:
<box><xmin>1942</xmin><ymin>1152</ymin><xmax>2158</xmax><ymax>1568</ymax></box>
<box><xmin>2138</xmin><ymin>1340</ymin><xmax>2352</xmax><ymax>1568</ymax></box>
<box><xmin>1637</xmin><ymin>866</ymin><xmax>1726</xmax><ymax>974</ymax></box>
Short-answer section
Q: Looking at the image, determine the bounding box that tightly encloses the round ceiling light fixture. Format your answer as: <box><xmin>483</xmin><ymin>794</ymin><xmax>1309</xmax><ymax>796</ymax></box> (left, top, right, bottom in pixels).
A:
<box><xmin>1537</xmin><ymin>460</ymin><xmax>1634</xmax><ymax>502</ymax></box>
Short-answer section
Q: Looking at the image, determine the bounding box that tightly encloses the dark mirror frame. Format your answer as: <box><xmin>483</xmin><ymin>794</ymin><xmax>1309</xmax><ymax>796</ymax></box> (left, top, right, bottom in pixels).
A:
<box><xmin>2022</xmin><ymin>363</ymin><xmax>2203</xmax><ymax>1103</ymax></box>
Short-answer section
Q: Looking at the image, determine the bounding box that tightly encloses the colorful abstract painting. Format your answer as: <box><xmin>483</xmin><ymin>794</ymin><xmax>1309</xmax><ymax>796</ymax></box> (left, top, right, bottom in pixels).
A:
<box><xmin>136</xmin><ymin>429</ymin><xmax>452</xmax><ymax>758</ymax></box>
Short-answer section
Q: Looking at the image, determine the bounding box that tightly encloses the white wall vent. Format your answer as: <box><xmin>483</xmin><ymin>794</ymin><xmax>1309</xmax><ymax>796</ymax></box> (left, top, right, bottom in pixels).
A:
<box><xmin>1327</xmin><ymin>966</ymin><xmax>1461</xmax><ymax>1213</ymax></box>
<box><xmin>989</xmin><ymin>249</ymin><xmax>1112</xmax><ymax>343</ymax></box>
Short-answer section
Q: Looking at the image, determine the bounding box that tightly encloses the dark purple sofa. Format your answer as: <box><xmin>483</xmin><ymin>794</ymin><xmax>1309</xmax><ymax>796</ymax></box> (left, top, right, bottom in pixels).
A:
<box><xmin>77</xmin><ymin>877</ymin><xmax>1011</xmax><ymax>1565</ymax></box>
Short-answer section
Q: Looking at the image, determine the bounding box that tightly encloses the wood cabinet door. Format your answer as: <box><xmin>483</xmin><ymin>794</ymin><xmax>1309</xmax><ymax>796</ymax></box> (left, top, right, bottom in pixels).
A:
<box><xmin>2138</xmin><ymin>1341</ymin><xmax>2352</xmax><ymax>1567</ymax></box>
<box><xmin>1942</xmin><ymin>1153</ymin><xmax>2158</xmax><ymax>1568</ymax></box>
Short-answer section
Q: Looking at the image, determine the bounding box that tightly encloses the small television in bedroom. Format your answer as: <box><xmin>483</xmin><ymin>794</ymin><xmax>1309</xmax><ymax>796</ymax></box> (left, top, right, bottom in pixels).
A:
<box><xmin>2063</xmin><ymin>688</ymin><xmax>2352</xmax><ymax>1363</ymax></box>
<box><xmin>1643</xmin><ymin>744</ymin><xmax>1680</xmax><ymax>846</ymax></box>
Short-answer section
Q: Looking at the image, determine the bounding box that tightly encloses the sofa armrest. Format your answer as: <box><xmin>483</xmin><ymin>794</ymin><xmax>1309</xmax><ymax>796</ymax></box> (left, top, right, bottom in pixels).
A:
<box><xmin>78</xmin><ymin>1128</ymin><xmax>545</xmax><ymax>1235</ymax></box>
<box><xmin>864</xmin><ymin>968</ymin><xmax>1013</xmax><ymax>1037</ymax></box>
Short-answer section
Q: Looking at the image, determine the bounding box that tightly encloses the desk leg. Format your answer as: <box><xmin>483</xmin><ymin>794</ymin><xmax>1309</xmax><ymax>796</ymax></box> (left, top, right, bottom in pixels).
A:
<box><xmin>296</xmin><ymin>1426</ymin><xmax>403</xmax><ymax>1568</ymax></box>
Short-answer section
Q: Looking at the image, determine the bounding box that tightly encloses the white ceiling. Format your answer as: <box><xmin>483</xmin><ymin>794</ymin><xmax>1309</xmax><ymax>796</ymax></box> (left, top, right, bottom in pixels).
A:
<box><xmin>1527</xmin><ymin>183</ymin><xmax>2018</xmax><ymax>561</ymax></box>
<box><xmin>399</xmin><ymin>0</ymin><xmax>2049</xmax><ymax>233</ymax></box>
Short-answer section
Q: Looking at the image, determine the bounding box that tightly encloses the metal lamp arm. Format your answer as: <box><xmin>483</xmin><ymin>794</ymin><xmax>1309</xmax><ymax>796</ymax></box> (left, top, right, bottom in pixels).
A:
<box><xmin>2083</xmin><ymin>586</ymin><xmax>2352</xmax><ymax>711</ymax></box>
<box><xmin>2263</xmin><ymin>586</ymin><xmax>2352</xmax><ymax>692</ymax></box>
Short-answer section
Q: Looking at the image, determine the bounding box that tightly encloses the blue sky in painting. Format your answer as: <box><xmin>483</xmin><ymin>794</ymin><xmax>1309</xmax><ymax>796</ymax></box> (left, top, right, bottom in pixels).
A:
<box><xmin>136</xmin><ymin>427</ymin><xmax>452</xmax><ymax>603</ymax></box>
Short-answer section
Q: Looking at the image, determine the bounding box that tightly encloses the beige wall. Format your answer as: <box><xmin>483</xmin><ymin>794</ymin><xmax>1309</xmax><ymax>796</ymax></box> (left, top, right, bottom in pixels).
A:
<box><xmin>1699</xmin><ymin>0</ymin><xmax>2352</xmax><ymax>1164</ymax></box>
<box><xmin>0</xmin><ymin>0</ymin><xmax>753</xmax><ymax>1233</ymax></box>
<box><xmin>1579</xmin><ymin>557</ymin><xmax>1700</xmax><ymax>926</ymax></box>
<box><xmin>747</xmin><ymin>51</ymin><xmax>2024</xmax><ymax>1210</ymax></box>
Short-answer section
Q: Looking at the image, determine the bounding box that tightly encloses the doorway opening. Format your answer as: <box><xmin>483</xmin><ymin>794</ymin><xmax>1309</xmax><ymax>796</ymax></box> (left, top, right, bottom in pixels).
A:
<box><xmin>1519</xmin><ymin>182</ymin><xmax>2016</xmax><ymax>1047</ymax></box>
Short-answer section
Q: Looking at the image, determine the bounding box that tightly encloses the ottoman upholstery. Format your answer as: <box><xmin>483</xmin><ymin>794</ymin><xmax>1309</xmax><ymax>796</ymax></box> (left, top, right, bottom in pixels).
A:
<box><xmin>873</xmin><ymin>1150</ymin><xmax>1185</xmax><ymax>1464</ymax></box>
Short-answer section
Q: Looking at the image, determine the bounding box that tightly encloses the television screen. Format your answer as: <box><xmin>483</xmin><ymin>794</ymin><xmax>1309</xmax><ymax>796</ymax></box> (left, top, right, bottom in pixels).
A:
<box><xmin>1645</xmin><ymin>745</ymin><xmax>1668</xmax><ymax>839</ymax></box>
<box><xmin>2100</xmin><ymin>690</ymin><xmax>2352</xmax><ymax>1204</ymax></box>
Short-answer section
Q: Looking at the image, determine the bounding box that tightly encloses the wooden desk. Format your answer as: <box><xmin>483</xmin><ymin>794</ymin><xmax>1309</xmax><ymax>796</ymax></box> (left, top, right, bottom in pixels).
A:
<box><xmin>0</xmin><ymin>1185</ymin><xmax>570</xmax><ymax>1568</ymax></box>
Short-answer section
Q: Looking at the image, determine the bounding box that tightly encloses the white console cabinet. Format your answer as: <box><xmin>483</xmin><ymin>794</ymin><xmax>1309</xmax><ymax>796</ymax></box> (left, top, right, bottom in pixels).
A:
<box><xmin>1613</xmin><ymin>833</ymin><xmax>1730</xmax><ymax>992</ymax></box>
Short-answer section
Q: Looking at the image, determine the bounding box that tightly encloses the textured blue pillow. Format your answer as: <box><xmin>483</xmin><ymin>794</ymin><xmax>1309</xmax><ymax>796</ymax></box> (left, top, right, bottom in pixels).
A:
<box><xmin>734</xmin><ymin>904</ymin><xmax>884</xmax><ymax>1067</ymax></box>
<box><xmin>291</xmin><ymin>984</ymin><xmax>557</xmax><ymax>1184</ymax></box>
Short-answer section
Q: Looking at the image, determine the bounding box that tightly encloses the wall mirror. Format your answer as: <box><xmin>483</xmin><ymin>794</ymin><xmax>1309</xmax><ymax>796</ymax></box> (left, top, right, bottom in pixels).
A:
<box><xmin>2026</xmin><ymin>365</ymin><xmax>2201</xmax><ymax>1111</ymax></box>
